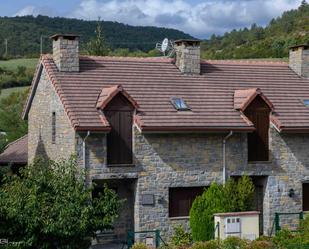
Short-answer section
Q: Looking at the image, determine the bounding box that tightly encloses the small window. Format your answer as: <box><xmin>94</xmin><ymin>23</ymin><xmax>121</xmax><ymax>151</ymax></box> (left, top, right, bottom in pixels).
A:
<box><xmin>303</xmin><ymin>183</ymin><xmax>309</xmax><ymax>211</ymax></box>
<box><xmin>171</xmin><ymin>97</ymin><xmax>190</xmax><ymax>111</ymax></box>
<box><xmin>303</xmin><ymin>100</ymin><xmax>309</xmax><ymax>107</ymax></box>
<box><xmin>169</xmin><ymin>187</ymin><xmax>205</xmax><ymax>217</ymax></box>
<box><xmin>52</xmin><ymin>112</ymin><xmax>56</xmax><ymax>144</ymax></box>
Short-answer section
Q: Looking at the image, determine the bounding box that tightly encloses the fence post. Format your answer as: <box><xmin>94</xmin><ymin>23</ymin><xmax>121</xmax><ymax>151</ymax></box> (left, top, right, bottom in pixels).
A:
<box><xmin>275</xmin><ymin>212</ymin><xmax>280</xmax><ymax>233</ymax></box>
<box><xmin>155</xmin><ymin>230</ymin><xmax>160</xmax><ymax>248</ymax></box>
<box><xmin>127</xmin><ymin>231</ymin><xmax>134</xmax><ymax>249</ymax></box>
<box><xmin>300</xmin><ymin>212</ymin><xmax>304</xmax><ymax>220</ymax></box>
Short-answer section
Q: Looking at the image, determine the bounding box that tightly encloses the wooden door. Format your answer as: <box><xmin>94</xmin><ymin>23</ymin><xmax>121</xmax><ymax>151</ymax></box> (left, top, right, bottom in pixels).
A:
<box><xmin>245</xmin><ymin>96</ymin><xmax>270</xmax><ymax>162</ymax></box>
<box><xmin>106</xmin><ymin>110</ymin><xmax>133</xmax><ymax>165</ymax></box>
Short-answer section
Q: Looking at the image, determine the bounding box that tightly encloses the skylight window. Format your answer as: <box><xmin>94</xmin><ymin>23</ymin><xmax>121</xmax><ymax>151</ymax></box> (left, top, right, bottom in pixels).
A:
<box><xmin>304</xmin><ymin>100</ymin><xmax>309</xmax><ymax>107</ymax></box>
<box><xmin>171</xmin><ymin>97</ymin><xmax>190</xmax><ymax>111</ymax></box>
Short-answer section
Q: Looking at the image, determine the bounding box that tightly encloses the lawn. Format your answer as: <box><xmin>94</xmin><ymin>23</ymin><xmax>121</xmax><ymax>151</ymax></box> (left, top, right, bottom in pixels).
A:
<box><xmin>0</xmin><ymin>86</ymin><xmax>29</xmax><ymax>99</ymax></box>
<box><xmin>0</xmin><ymin>58</ymin><xmax>38</xmax><ymax>70</ymax></box>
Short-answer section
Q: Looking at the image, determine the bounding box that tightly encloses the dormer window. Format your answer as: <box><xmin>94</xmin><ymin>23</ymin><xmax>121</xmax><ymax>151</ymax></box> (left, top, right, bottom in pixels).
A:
<box><xmin>96</xmin><ymin>85</ymin><xmax>139</xmax><ymax>166</ymax></box>
<box><xmin>234</xmin><ymin>88</ymin><xmax>273</xmax><ymax>162</ymax></box>
<box><xmin>171</xmin><ymin>97</ymin><xmax>190</xmax><ymax>111</ymax></box>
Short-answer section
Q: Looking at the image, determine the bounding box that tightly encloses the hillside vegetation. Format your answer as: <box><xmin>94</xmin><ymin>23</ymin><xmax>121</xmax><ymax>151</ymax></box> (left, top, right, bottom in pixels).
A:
<box><xmin>201</xmin><ymin>1</ymin><xmax>309</xmax><ymax>59</ymax></box>
<box><xmin>0</xmin><ymin>15</ymin><xmax>193</xmax><ymax>57</ymax></box>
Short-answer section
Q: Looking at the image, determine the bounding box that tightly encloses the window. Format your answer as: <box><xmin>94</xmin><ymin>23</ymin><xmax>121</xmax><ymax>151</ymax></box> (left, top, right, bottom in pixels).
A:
<box><xmin>171</xmin><ymin>97</ymin><xmax>190</xmax><ymax>111</ymax></box>
<box><xmin>52</xmin><ymin>112</ymin><xmax>56</xmax><ymax>144</ymax></box>
<box><xmin>303</xmin><ymin>183</ymin><xmax>309</xmax><ymax>211</ymax></box>
<box><xmin>105</xmin><ymin>93</ymin><xmax>134</xmax><ymax>165</ymax></box>
<box><xmin>303</xmin><ymin>99</ymin><xmax>309</xmax><ymax>107</ymax></box>
<box><xmin>169</xmin><ymin>187</ymin><xmax>205</xmax><ymax>217</ymax></box>
<box><xmin>244</xmin><ymin>96</ymin><xmax>270</xmax><ymax>162</ymax></box>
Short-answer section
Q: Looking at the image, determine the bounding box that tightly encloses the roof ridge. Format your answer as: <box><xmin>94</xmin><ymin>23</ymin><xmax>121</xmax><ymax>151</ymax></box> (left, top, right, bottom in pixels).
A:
<box><xmin>79</xmin><ymin>55</ymin><xmax>174</xmax><ymax>63</ymax></box>
<box><xmin>201</xmin><ymin>59</ymin><xmax>288</xmax><ymax>66</ymax></box>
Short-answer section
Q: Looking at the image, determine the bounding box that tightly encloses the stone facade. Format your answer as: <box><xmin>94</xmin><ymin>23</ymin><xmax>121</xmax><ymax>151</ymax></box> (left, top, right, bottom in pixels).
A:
<box><xmin>28</xmin><ymin>67</ymin><xmax>309</xmax><ymax>241</ymax></box>
<box><xmin>52</xmin><ymin>35</ymin><xmax>79</xmax><ymax>72</ymax></box>
<box><xmin>175</xmin><ymin>41</ymin><xmax>201</xmax><ymax>74</ymax></box>
<box><xmin>28</xmin><ymin>68</ymin><xmax>76</xmax><ymax>163</ymax></box>
<box><xmin>289</xmin><ymin>46</ymin><xmax>309</xmax><ymax>78</ymax></box>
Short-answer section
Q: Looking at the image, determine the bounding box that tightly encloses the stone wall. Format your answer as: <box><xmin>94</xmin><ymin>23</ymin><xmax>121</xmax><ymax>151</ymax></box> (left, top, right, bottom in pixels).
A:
<box><xmin>78</xmin><ymin>124</ymin><xmax>309</xmax><ymax>239</ymax></box>
<box><xmin>133</xmin><ymin>129</ymin><xmax>246</xmax><ymax>238</ymax></box>
<box><xmin>28</xmin><ymin>68</ymin><xmax>76</xmax><ymax>163</ymax></box>
<box><xmin>262</xmin><ymin>126</ymin><xmax>309</xmax><ymax>234</ymax></box>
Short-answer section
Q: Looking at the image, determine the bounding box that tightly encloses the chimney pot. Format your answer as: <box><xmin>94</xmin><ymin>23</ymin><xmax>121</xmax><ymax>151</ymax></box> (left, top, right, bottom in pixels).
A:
<box><xmin>51</xmin><ymin>34</ymin><xmax>80</xmax><ymax>72</ymax></box>
<box><xmin>174</xmin><ymin>39</ymin><xmax>201</xmax><ymax>75</ymax></box>
<box><xmin>289</xmin><ymin>44</ymin><xmax>309</xmax><ymax>78</ymax></box>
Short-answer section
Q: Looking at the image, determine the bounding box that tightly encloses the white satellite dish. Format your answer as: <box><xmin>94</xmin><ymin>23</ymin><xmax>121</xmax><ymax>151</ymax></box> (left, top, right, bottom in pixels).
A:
<box><xmin>161</xmin><ymin>38</ymin><xmax>169</xmax><ymax>53</ymax></box>
<box><xmin>155</xmin><ymin>38</ymin><xmax>175</xmax><ymax>57</ymax></box>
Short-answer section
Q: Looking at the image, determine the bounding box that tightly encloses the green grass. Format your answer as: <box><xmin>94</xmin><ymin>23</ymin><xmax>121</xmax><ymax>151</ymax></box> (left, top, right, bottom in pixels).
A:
<box><xmin>0</xmin><ymin>86</ymin><xmax>29</xmax><ymax>99</ymax></box>
<box><xmin>0</xmin><ymin>58</ymin><xmax>38</xmax><ymax>70</ymax></box>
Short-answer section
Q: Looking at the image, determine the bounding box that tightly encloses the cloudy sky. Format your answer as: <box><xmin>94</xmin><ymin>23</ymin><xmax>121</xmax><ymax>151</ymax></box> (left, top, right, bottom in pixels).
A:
<box><xmin>1</xmin><ymin>0</ymin><xmax>302</xmax><ymax>38</ymax></box>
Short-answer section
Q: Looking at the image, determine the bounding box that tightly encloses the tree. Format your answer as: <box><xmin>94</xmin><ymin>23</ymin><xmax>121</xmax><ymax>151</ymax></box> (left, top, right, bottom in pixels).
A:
<box><xmin>0</xmin><ymin>90</ymin><xmax>28</xmax><ymax>152</ymax></box>
<box><xmin>86</xmin><ymin>19</ymin><xmax>110</xmax><ymax>56</ymax></box>
<box><xmin>300</xmin><ymin>0</ymin><xmax>308</xmax><ymax>11</ymax></box>
<box><xmin>0</xmin><ymin>156</ymin><xmax>121</xmax><ymax>249</ymax></box>
<box><xmin>189</xmin><ymin>176</ymin><xmax>255</xmax><ymax>241</ymax></box>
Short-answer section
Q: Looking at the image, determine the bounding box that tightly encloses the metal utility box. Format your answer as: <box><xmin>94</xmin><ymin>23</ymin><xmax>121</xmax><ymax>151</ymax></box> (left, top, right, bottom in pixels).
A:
<box><xmin>214</xmin><ymin>211</ymin><xmax>260</xmax><ymax>240</ymax></box>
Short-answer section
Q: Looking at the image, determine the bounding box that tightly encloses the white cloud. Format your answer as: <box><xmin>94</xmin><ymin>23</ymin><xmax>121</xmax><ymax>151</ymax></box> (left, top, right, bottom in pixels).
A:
<box><xmin>14</xmin><ymin>5</ymin><xmax>57</xmax><ymax>17</ymax></box>
<box><xmin>69</xmin><ymin>0</ymin><xmax>302</xmax><ymax>38</ymax></box>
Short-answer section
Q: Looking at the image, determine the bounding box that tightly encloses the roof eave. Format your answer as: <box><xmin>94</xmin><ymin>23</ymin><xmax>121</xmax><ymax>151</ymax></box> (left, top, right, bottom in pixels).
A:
<box><xmin>139</xmin><ymin>126</ymin><xmax>255</xmax><ymax>133</ymax></box>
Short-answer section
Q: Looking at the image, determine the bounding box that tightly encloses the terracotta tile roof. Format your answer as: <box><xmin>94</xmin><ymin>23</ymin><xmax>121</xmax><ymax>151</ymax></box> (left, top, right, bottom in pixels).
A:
<box><xmin>234</xmin><ymin>88</ymin><xmax>274</xmax><ymax>112</ymax></box>
<box><xmin>23</xmin><ymin>55</ymin><xmax>309</xmax><ymax>133</ymax></box>
<box><xmin>0</xmin><ymin>135</ymin><xmax>28</xmax><ymax>165</ymax></box>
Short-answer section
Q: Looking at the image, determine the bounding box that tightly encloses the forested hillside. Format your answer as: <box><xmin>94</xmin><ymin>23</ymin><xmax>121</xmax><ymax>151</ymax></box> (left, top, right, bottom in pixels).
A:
<box><xmin>201</xmin><ymin>1</ymin><xmax>309</xmax><ymax>59</ymax></box>
<box><xmin>0</xmin><ymin>15</ymin><xmax>193</xmax><ymax>57</ymax></box>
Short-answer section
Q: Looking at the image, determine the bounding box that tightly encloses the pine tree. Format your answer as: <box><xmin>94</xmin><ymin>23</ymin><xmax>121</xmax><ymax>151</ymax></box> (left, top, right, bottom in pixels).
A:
<box><xmin>86</xmin><ymin>18</ymin><xmax>110</xmax><ymax>56</ymax></box>
<box><xmin>300</xmin><ymin>0</ymin><xmax>308</xmax><ymax>10</ymax></box>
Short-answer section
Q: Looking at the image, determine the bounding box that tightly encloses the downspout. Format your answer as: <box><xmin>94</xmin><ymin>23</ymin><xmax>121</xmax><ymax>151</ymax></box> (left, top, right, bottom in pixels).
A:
<box><xmin>223</xmin><ymin>131</ymin><xmax>233</xmax><ymax>184</ymax></box>
<box><xmin>83</xmin><ymin>131</ymin><xmax>91</xmax><ymax>171</ymax></box>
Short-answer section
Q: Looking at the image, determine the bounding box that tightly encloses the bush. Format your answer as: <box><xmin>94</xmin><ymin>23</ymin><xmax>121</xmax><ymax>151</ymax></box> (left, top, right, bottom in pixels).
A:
<box><xmin>190</xmin><ymin>183</ymin><xmax>226</xmax><ymax>241</ymax></box>
<box><xmin>190</xmin><ymin>176</ymin><xmax>255</xmax><ymax>241</ymax></box>
<box><xmin>171</xmin><ymin>225</ymin><xmax>193</xmax><ymax>247</ymax></box>
<box><xmin>221</xmin><ymin>236</ymin><xmax>249</xmax><ymax>249</ymax></box>
<box><xmin>132</xmin><ymin>243</ymin><xmax>148</xmax><ymax>249</ymax></box>
<box><xmin>0</xmin><ymin>156</ymin><xmax>122</xmax><ymax>249</ymax></box>
<box><xmin>190</xmin><ymin>240</ymin><xmax>219</xmax><ymax>249</ymax></box>
<box><xmin>248</xmin><ymin>240</ymin><xmax>274</xmax><ymax>249</ymax></box>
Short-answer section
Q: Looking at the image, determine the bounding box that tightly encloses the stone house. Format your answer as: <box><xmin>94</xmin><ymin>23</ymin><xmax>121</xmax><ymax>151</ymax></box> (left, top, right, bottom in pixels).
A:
<box><xmin>2</xmin><ymin>35</ymin><xmax>309</xmax><ymax>241</ymax></box>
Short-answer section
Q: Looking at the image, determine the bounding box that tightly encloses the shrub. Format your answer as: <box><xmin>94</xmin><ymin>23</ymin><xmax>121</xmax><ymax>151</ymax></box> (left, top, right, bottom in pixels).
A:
<box><xmin>0</xmin><ymin>156</ymin><xmax>122</xmax><ymax>249</ymax></box>
<box><xmin>171</xmin><ymin>225</ymin><xmax>193</xmax><ymax>247</ymax></box>
<box><xmin>190</xmin><ymin>183</ymin><xmax>226</xmax><ymax>241</ymax></box>
<box><xmin>247</xmin><ymin>240</ymin><xmax>274</xmax><ymax>249</ymax></box>
<box><xmin>221</xmin><ymin>236</ymin><xmax>249</xmax><ymax>249</ymax></box>
<box><xmin>190</xmin><ymin>176</ymin><xmax>255</xmax><ymax>241</ymax></box>
<box><xmin>190</xmin><ymin>240</ymin><xmax>219</xmax><ymax>249</ymax></box>
<box><xmin>132</xmin><ymin>243</ymin><xmax>148</xmax><ymax>249</ymax></box>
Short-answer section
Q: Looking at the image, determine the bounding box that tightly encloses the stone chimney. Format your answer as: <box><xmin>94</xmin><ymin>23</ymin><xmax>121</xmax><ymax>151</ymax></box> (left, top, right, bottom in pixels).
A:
<box><xmin>174</xmin><ymin>39</ymin><xmax>201</xmax><ymax>75</ymax></box>
<box><xmin>50</xmin><ymin>34</ymin><xmax>79</xmax><ymax>72</ymax></box>
<box><xmin>289</xmin><ymin>44</ymin><xmax>309</xmax><ymax>78</ymax></box>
